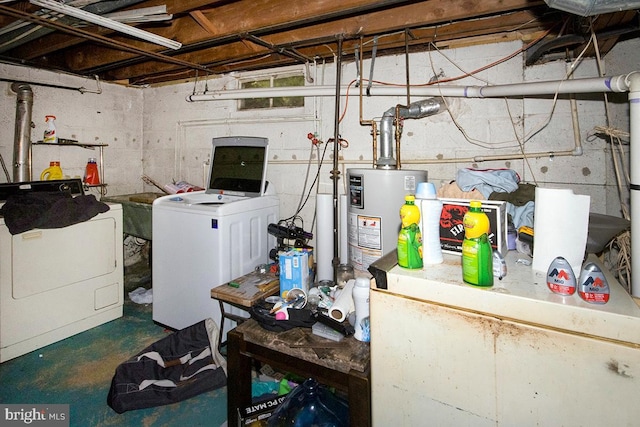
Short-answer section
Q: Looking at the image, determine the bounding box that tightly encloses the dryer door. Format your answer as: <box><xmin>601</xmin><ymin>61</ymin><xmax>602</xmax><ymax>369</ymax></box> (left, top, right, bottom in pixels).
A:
<box><xmin>11</xmin><ymin>217</ymin><xmax>117</xmax><ymax>299</ymax></box>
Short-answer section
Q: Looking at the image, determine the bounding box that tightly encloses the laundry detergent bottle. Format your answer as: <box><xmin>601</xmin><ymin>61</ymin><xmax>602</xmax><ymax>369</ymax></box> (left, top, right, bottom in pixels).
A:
<box><xmin>40</xmin><ymin>161</ymin><xmax>63</xmax><ymax>180</ymax></box>
<box><xmin>462</xmin><ymin>200</ymin><xmax>493</xmax><ymax>287</ymax></box>
<box><xmin>397</xmin><ymin>195</ymin><xmax>423</xmax><ymax>269</ymax></box>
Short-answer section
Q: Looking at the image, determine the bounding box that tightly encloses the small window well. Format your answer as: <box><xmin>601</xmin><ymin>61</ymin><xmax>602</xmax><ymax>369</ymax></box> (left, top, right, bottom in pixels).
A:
<box><xmin>239</xmin><ymin>74</ymin><xmax>305</xmax><ymax>110</ymax></box>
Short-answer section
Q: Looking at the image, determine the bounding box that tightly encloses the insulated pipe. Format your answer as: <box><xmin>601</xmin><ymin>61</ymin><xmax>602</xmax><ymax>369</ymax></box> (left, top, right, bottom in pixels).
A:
<box><xmin>629</xmin><ymin>72</ymin><xmax>640</xmax><ymax>297</ymax></box>
<box><xmin>377</xmin><ymin>97</ymin><xmax>443</xmax><ymax>169</ymax></box>
<box><xmin>11</xmin><ymin>82</ymin><xmax>33</xmax><ymax>183</ymax></box>
<box><xmin>185</xmin><ymin>73</ymin><xmax>636</xmax><ymax>101</ymax></box>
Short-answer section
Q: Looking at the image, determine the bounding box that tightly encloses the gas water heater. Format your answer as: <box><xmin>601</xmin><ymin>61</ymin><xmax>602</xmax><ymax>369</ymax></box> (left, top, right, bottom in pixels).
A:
<box><xmin>347</xmin><ymin>168</ymin><xmax>427</xmax><ymax>272</ymax></box>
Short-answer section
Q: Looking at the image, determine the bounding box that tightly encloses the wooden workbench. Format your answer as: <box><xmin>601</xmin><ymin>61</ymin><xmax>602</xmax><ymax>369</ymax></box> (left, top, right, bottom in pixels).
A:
<box><xmin>210</xmin><ymin>270</ymin><xmax>279</xmax><ymax>348</ymax></box>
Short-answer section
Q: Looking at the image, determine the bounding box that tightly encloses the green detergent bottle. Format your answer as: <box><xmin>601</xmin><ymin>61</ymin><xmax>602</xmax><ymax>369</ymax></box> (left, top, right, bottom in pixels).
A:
<box><xmin>462</xmin><ymin>200</ymin><xmax>493</xmax><ymax>287</ymax></box>
<box><xmin>397</xmin><ymin>195</ymin><xmax>423</xmax><ymax>269</ymax></box>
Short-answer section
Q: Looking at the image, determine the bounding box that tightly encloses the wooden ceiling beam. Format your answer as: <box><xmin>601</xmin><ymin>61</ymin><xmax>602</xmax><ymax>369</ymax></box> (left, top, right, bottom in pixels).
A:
<box><xmin>108</xmin><ymin>9</ymin><xmax>554</xmax><ymax>83</ymax></box>
<box><xmin>24</xmin><ymin>0</ymin><xmax>543</xmax><ymax>72</ymax></box>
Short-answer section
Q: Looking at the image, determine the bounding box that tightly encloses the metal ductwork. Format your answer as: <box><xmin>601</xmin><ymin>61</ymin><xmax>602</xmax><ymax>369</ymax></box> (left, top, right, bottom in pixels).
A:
<box><xmin>545</xmin><ymin>0</ymin><xmax>640</xmax><ymax>16</ymax></box>
<box><xmin>12</xmin><ymin>82</ymin><xmax>33</xmax><ymax>183</ymax></box>
<box><xmin>377</xmin><ymin>97</ymin><xmax>444</xmax><ymax>169</ymax></box>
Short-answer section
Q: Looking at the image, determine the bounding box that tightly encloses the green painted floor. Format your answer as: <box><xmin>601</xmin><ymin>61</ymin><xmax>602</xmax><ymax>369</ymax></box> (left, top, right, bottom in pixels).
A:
<box><xmin>0</xmin><ymin>261</ymin><xmax>228</xmax><ymax>427</ymax></box>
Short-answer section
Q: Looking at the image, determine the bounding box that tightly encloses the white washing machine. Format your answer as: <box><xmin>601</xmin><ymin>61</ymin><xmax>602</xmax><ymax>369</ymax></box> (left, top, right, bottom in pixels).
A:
<box><xmin>152</xmin><ymin>137</ymin><xmax>279</xmax><ymax>334</ymax></box>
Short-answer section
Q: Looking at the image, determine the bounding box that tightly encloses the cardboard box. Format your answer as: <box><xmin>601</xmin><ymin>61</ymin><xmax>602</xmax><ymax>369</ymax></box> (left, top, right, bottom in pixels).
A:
<box><xmin>239</xmin><ymin>394</ymin><xmax>287</xmax><ymax>426</ymax></box>
<box><xmin>439</xmin><ymin>198</ymin><xmax>508</xmax><ymax>256</ymax></box>
<box><xmin>278</xmin><ymin>249</ymin><xmax>313</xmax><ymax>298</ymax></box>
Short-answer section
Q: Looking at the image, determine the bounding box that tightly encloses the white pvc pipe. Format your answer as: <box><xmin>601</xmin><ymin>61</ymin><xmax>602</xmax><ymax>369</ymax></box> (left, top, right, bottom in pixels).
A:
<box><xmin>185</xmin><ymin>73</ymin><xmax>636</xmax><ymax>101</ymax></box>
<box><xmin>629</xmin><ymin>72</ymin><xmax>640</xmax><ymax>297</ymax></box>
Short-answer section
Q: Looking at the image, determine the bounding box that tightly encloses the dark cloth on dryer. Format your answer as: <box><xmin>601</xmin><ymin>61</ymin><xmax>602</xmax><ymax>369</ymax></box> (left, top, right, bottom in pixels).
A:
<box><xmin>0</xmin><ymin>191</ymin><xmax>109</xmax><ymax>235</ymax></box>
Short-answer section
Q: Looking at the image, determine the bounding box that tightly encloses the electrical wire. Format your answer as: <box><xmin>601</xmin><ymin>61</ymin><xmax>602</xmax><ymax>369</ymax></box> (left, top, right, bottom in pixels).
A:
<box><xmin>281</xmin><ymin>134</ymin><xmax>331</xmax><ymax>223</ymax></box>
<box><xmin>336</xmin><ymin>26</ymin><xmax>559</xmax><ymax>150</ymax></box>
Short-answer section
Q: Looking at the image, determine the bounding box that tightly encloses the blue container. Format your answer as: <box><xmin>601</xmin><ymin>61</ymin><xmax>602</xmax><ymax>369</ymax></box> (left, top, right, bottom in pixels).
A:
<box><xmin>267</xmin><ymin>378</ymin><xmax>349</xmax><ymax>426</ymax></box>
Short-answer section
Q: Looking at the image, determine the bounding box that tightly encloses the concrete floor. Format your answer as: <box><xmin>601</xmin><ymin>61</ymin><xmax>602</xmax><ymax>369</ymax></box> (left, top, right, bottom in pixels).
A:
<box><xmin>0</xmin><ymin>259</ymin><xmax>228</xmax><ymax>427</ymax></box>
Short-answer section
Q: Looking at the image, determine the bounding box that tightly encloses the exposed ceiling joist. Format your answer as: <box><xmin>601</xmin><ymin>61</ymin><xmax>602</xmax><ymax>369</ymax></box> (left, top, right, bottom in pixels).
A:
<box><xmin>0</xmin><ymin>0</ymin><xmax>636</xmax><ymax>86</ymax></box>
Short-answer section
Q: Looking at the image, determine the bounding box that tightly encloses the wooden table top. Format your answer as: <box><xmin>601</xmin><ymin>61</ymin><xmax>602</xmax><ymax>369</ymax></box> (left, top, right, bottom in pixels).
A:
<box><xmin>236</xmin><ymin>318</ymin><xmax>370</xmax><ymax>374</ymax></box>
<box><xmin>211</xmin><ymin>271</ymin><xmax>279</xmax><ymax>307</ymax></box>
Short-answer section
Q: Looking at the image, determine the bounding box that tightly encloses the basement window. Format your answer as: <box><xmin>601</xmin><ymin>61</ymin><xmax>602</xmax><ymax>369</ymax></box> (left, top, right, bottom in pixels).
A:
<box><xmin>239</xmin><ymin>74</ymin><xmax>305</xmax><ymax>110</ymax></box>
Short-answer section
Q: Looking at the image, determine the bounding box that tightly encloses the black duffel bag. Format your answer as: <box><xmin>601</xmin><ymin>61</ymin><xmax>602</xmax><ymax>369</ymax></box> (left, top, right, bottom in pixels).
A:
<box><xmin>107</xmin><ymin>318</ymin><xmax>226</xmax><ymax>413</ymax></box>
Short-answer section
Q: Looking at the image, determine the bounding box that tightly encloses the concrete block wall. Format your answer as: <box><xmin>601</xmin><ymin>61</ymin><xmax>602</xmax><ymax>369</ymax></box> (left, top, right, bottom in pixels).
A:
<box><xmin>0</xmin><ymin>63</ymin><xmax>143</xmax><ymax>197</ymax></box>
<box><xmin>142</xmin><ymin>40</ymin><xmax>636</xmax><ymax>237</ymax></box>
<box><xmin>1</xmin><ymin>38</ymin><xmax>636</xmax><ymax>244</ymax></box>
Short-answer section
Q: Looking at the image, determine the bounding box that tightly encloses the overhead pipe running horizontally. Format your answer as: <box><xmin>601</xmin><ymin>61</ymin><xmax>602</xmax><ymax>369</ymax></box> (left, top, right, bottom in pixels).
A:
<box><xmin>186</xmin><ymin>73</ymin><xmax>637</xmax><ymax>101</ymax></box>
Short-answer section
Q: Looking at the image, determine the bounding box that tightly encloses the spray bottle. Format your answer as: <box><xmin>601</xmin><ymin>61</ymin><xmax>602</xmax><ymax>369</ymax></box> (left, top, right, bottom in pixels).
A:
<box><xmin>397</xmin><ymin>195</ymin><xmax>423</xmax><ymax>269</ymax></box>
<box><xmin>43</xmin><ymin>115</ymin><xmax>57</xmax><ymax>144</ymax></box>
<box><xmin>462</xmin><ymin>200</ymin><xmax>493</xmax><ymax>287</ymax></box>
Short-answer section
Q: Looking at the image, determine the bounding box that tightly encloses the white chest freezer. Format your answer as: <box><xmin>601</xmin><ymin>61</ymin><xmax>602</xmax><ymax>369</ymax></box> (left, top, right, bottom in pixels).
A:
<box><xmin>370</xmin><ymin>252</ymin><xmax>640</xmax><ymax>426</ymax></box>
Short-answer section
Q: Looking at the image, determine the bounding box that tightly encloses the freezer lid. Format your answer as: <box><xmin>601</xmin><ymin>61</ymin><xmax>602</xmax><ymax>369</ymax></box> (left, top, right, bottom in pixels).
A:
<box><xmin>384</xmin><ymin>251</ymin><xmax>640</xmax><ymax>345</ymax></box>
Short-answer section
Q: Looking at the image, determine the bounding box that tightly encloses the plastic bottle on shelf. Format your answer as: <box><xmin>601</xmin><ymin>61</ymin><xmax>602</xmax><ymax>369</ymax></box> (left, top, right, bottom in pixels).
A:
<box><xmin>415</xmin><ymin>182</ymin><xmax>443</xmax><ymax>265</ymax></box>
<box><xmin>40</xmin><ymin>161</ymin><xmax>63</xmax><ymax>180</ymax></box>
<box><xmin>43</xmin><ymin>115</ymin><xmax>57</xmax><ymax>144</ymax></box>
<box><xmin>352</xmin><ymin>277</ymin><xmax>370</xmax><ymax>342</ymax></box>
<box><xmin>462</xmin><ymin>200</ymin><xmax>493</xmax><ymax>287</ymax></box>
<box><xmin>397</xmin><ymin>195</ymin><xmax>423</xmax><ymax>269</ymax></box>
<box><xmin>84</xmin><ymin>158</ymin><xmax>100</xmax><ymax>185</ymax></box>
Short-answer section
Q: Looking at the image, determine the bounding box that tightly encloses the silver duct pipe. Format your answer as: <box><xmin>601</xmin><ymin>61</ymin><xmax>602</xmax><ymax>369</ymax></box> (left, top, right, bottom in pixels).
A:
<box><xmin>11</xmin><ymin>82</ymin><xmax>33</xmax><ymax>183</ymax></box>
<box><xmin>377</xmin><ymin>97</ymin><xmax>444</xmax><ymax>169</ymax></box>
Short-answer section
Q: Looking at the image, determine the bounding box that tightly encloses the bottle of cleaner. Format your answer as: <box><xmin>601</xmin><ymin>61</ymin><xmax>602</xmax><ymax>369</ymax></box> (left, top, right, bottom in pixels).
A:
<box><xmin>462</xmin><ymin>200</ymin><xmax>493</xmax><ymax>286</ymax></box>
<box><xmin>546</xmin><ymin>256</ymin><xmax>576</xmax><ymax>295</ymax></box>
<box><xmin>397</xmin><ymin>195</ymin><xmax>423</xmax><ymax>269</ymax></box>
<box><xmin>578</xmin><ymin>262</ymin><xmax>610</xmax><ymax>304</ymax></box>
<box><xmin>84</xmin><ymin>157</ymin><xmax>100</xmax><ymax>185</ymax></box>
<box><xmin>43</xmin><ymin>115</ymin><xmax>57</xmax><ymax>144</ymax></box>
<box><xmin>415</xmin><ymin>182</ymin><xmax>443</xmax><ymax>265</ymax></box>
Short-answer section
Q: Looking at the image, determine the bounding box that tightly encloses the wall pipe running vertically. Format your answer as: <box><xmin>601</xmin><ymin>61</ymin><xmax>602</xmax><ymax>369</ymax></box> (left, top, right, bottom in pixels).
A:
<box><xmin>331</xmin><ymin>36</ymin><xmax>344</xmax><ymax>282</ymax></box>
<box><xmin>628</xmin><ymin>72</ymin><xmax>640</xmax><ymax>297</ymax></box>
<box><xmin>11</xmin><ymin>82</ymin><xmax>33</xmax><ymax>183</ymax></box>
